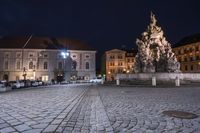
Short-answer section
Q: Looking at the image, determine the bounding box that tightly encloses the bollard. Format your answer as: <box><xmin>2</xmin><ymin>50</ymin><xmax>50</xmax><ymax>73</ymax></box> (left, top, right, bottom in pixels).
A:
<box><xmin>101</xmin><ymin>79</ymin><xmax>104</xmax><ymax>85</ymax></box>
<box><xmin>116</xmin><ymin>79</ymin><xmax>120</xmax><ymax>86</ymax></box>
<box><xmin>152</xmin><ymin>76</ymin><xmax>156</xmax><ymax>86</ymax></box>
<box><xmin>175</xmin><ymin>76</ymin><xmax>180</xmax><ymax>86</ymax></box>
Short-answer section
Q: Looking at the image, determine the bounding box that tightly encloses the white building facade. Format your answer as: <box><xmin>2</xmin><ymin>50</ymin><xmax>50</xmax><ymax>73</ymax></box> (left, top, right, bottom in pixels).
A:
<box><xmin>0</xmin><ymin>38</ymin><xmax>96</xmax><ymax>82</ymax></box>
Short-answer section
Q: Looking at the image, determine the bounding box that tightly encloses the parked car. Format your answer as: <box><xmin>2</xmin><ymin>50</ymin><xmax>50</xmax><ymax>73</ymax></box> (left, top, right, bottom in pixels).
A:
<box><xmin>37</xmin><ymin>81</ymin><xmax>43</xmax><ymax>86</ymax></box>
<box><xmin>89</xmin><ymin>78</ymin><xmax>102</xmax><ymax>83</ymax></box>
<box><xmin>9</xmin><ymin>81</ymin><xmax>21</xmax><ymax>89</ymax></box>
<box><xmin>31</xmin><ymin>81</ymin><xmax>39</xmax><ymax>87</ymax></box>
<box><xmin>0</xmin><ymin>81</ymin><xmax>6</xmax><ymax>91</ymax></box>
<box><xmin>19</xmin><ymin>80</ymin><xmax>25</xmax><ymax>88</ymax></box>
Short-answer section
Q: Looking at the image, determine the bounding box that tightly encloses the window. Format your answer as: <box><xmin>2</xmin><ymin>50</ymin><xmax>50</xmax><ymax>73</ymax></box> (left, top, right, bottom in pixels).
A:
<box><xmin>44</xmin><ymin>54</ymin><xmax>48</xmax><ymax>58</ymax></box>
<box><xmin>191</xmin><ymin>65</ymin><xmax>193</xmax><ymax>71</ymax></box>
<box><xmin>118</xmin><ymin>62</ymin><xmax>123</xmax><ymax>66</ymax></box>
<box><xmin>16</xmin><ymin>52</ymin><xmax>21</xmax><ymax>58</ymax></box>
<box><xmin>185</xmin><ymin>65</ymin><xmax>188</xmax><ymax>71</ymax></box>
<box><xmin>184</xmin><ymin>49</ymin><xmax>187</xmax><ymax>53</ymax></box>
<box><xmin>110</xmin><ymin>55</ymin><xmax>114</xmax><ymax>59</ymax></box>
<box><xmin>44</xmin><ymin>62</ymin><xmax>48</xmax><ymax>70</ymax></box>
<box><xmin>184</xmin><ymin>57</ymin><xmax>187</xmax><ymax>62</ymax></box>
<box><xmin>190</xmin><ymin>57</ymin><xmax>193</xmax><ymax>61</ymax></box>
<box><xmin>29</xmin><ymin>54</ymin><xmax>34</xmax><ymax>58</ymax></box>
<box><xmin>16</xmin><ymin>61</ymin><xmax>20</xmax><ymax>70</ymax></box>
<box><xmin>4</xmin><ymin>61</ymin><xmax>8</xmax><ymax>70</ymax></box>
<box><xmin>85</xmin><ymin>55</ymin><xmax>90</xmax><ymax>58</ymax></box>
<box><xmin>110</xmin><ymin>62</ymin><xmax>114</xmax><ymax>66</ymax></box>
<box><xmin>72</xmin><ymin>61</ymin><xmax>77</xmax><ymax>70</ymax></box>
<box><xmin>196</xmin><ymin>46</ymin><xmax>199</xmax><ymax>51</ymax></box>
<box><xmin>118</xmin><ymin>55</ymin><xmax>123</xmax><ymax>59</ymax></box>
<box><xmin>190</xmin><ymin>47</ymin><xmax>193</xmax><ymax>52</ymax></box>
<box><xmin>42</xmin><ymin>75</ymin><xmax>49</xmax><ymax>82</ymax></box>
<box><xmin>85</xmin><ymin>62</ymin><xmax>89</xmax><ymax>69</ymax></box>
<box><xmin>196</xmin><ymin>55</ymin><xmax>200</xmax><ymax>60</ymax></box>
<box><xmin>4</xmin><ymin>53</ymin><xmax>10</xmax><ymax>58</ymax></box>
<box><xmin>178</xmin><ymin>57</ymin><xmax>182</xmax><ymax>62</ymax></box>
<box><xmin>178</xmin><ymin>50</ymin><xmax>181</xmax><ymax>55</ymax></box>
<box><xmin>29</xmin><ymin>62</ymin><xmax>33</xmax><ymax>69</ymax></box>
<box><xmin>58</xmin><ymin>62</ymin><xmax>62</xmax><ymax>69</ymax></box>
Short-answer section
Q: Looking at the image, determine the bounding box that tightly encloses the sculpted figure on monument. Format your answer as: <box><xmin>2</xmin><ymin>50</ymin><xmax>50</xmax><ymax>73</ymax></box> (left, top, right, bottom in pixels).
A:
<box><xmin>134</xmin><ymin>12</ymin><xmax>180</xmax><ymax>73</ymax></box>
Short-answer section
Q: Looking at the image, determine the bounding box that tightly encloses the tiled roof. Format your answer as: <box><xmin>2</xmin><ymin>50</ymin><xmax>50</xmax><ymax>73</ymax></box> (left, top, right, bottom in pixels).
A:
<box><xmin>0</xmin><ymin>36</ymin><xmax>95</xmax><ymax>51</ymax></box>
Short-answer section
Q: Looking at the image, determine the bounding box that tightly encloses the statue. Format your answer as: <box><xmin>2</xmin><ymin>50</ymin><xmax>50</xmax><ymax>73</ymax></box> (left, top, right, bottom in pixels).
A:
<box><xmin>134</xmin><ymin>12</ymin><xmax>181</xmax><ymax>73</ymax></box>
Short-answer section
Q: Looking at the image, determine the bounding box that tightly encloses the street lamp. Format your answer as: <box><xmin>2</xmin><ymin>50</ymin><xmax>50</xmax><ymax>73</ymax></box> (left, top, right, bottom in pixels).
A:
<box><xmin>33</xmin><ymin>65</ymin><xmax>36</xmax><ymax>80</ymax></box>
<box><xmin>23</xmin><ymin>67</ymin><xmax>27</xmax><ymax>80</ymax></box>
<box><xmin>61</xmin><ymin>51</ymin><xmax>69</xmax><ymax>81</ymax></box>
<box><xmin>61</xmin><ymin>51</ymin><xmax>69</xmax><ymax>59</ymax></box>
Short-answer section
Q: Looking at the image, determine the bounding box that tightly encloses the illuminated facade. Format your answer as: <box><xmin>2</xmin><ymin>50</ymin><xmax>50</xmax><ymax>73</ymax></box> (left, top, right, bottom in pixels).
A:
<box><xmin>105</xmin><ymin>49</ymin><xmax>135</xmax><ymax>81</ymax></box>
<box><xmin>173</xmin><ymin>42</ymin><xmax>200</xmax><ymax>73</ymax></box>
<box><xmin>0</xmin><ymin>37</ymin><xmax>96</xmax><ymax>82</ymax></box>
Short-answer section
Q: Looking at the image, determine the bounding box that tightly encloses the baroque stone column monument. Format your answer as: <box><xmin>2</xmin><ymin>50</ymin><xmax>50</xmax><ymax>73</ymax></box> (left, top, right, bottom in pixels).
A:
<box><xmin>134</xmin><ymin>12</ymin><xmax>180</xmax><ymax>73</ymax></box>
<box><xmin>116</xmin><ymin>13</ymin><xmax>200</xmax><ymax>85</ymax></box>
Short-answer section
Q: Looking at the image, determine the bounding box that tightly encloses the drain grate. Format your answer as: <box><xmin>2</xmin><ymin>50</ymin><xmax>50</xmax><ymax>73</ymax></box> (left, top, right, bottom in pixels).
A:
<box><xmin>163</xmin><ymin>110</ymin><xmax>198</xmax><ymax>119</ymax></box>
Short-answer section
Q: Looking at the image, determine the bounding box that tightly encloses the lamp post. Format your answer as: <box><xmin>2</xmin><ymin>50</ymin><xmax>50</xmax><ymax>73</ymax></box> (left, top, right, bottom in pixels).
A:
<box><xmin>61</xmin><ymin>51</ymin><xmax>69</xmax><ymax>81</ymax></box>
<box><xmin>33</xmin><ymin>65</ymin><xmax>36</xmax><ymax>80</ymax></box>
<box><xmin>23</xmin><ymin>67</ymin><xmax>27</xmax><ymax>80</ymax></box>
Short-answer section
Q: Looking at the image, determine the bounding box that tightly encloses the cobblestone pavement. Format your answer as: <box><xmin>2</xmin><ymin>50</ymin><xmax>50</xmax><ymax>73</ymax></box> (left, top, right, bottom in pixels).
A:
<box><xmin>0</xmin><ymin>84</ymin><xmax>200</xmax><ymax>133</ymax></box>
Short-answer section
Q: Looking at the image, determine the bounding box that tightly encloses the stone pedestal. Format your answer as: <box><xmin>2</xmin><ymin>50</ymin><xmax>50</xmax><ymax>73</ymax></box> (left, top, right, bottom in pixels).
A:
<box><xmin>152</xmin><ymin>76</ymin><xmax>156</xmax><ymax>86</ymax></box>
<box><xmin>175</xmin><ymin>76</ymin><xmax>180</xmax><ymax>86</ymax></box>
<box><xmin>116</xmin><ymin>79</ymin><xmax>120</xmax><ymax>86</ymax></box>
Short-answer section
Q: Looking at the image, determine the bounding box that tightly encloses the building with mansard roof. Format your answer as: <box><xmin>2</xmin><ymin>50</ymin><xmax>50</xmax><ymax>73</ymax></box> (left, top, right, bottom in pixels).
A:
<box><xmin>0</xmin><ymin>36</ymin><xmax>96</xmax><ymax>82</ymax></box>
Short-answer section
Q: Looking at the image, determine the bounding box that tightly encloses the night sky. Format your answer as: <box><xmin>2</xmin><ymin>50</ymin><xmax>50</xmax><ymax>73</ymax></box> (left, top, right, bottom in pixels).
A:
<box><xmin>0</xmin><ymin>0</ymin><xmax>200</xmax><ymax>69</ymax></box>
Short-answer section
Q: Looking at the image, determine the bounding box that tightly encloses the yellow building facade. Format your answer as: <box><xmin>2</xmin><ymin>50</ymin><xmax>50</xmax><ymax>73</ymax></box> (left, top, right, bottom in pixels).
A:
<box><xmin>105</xmin><ymin>49</ymin><xmax>135</xmax><ymax>81</ymax></box>
<box><xmin>173</xmin><ymin>42</ymin><xmax>200</xmax><ymax>72</ymax></box>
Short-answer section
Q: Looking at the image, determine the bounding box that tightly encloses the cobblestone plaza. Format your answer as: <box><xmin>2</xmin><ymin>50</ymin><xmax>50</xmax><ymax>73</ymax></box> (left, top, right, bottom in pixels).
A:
<box><xmin>0</xmin><ymin>84</ymin><xmax>200</xmax><ymax>133</ymax></box>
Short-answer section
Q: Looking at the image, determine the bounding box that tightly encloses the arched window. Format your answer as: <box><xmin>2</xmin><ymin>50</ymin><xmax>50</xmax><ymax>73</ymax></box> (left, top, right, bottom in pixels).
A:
<box><xmin>85</xmin><ymin>62</ymin><xmax>89</xmax><ymax>69</ymax></box>
<box><xmin>29</xmin><ymin>61</ymin><xmax>33</xmax><ymax>69</ymax></box>
<box><xmin>58</xmin><ymin>62</ymin><xmax>62</xmax><ymax>69</ymax></box>
<box><xmin>44</xmin><ymin>62</ymin><xmax>48</xmax><ymax>70</ymax></box>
